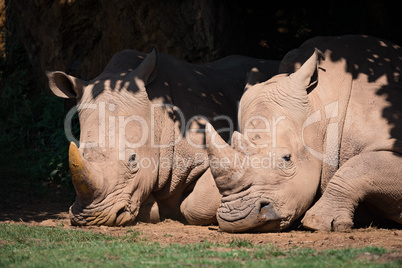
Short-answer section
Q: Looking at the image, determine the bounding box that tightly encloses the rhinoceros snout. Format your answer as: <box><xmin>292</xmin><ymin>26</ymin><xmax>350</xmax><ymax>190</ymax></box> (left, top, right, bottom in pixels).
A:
<box><xmin>217</xmin><ymin>197</ymin><xmax>283</xmax><ymax>232</ymax></box>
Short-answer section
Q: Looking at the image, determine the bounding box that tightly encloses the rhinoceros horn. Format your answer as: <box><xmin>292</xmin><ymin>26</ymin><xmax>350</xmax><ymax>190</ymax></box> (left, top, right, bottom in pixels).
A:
<box><xmin>206</xmin><ymin>123</ymin><xmax>246</xmax><ymax>194</ymax></box>
<box><xmin>69</xmin><ymin>142</ymin><xmax>98</xmax><ymax>204</ymax></box>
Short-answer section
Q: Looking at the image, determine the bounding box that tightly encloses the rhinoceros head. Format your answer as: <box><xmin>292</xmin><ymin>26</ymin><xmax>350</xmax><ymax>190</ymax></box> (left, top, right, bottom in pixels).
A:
<box><xmin>47</xmin><ymin>50</ymin><xmax>160</xmax><ymax>226</ymax></box>
<box><xmin>207</xmin><ymin>50</ymin><xmax>325</xmax><ymax>232</ymax></box>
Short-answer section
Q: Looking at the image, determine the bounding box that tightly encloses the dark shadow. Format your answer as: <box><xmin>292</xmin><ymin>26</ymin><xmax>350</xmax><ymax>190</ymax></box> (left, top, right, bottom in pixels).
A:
<box><xmin>0</xmin><ymin>201</ymin><xmax>71</xmax><ymax>223</ymax></box>
<box><xmin>0</xmin><ymin>177</ymin><xmax>74</xmax><ymax>223</ymax></box>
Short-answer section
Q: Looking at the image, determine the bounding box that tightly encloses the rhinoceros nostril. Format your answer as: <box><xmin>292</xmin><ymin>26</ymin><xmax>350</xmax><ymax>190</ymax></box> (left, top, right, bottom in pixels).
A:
<box><xmin>258</xmin><ymin>202</ymin><xmax>279</xmax><ymax>221</ymax></box>
<box><xmin>114</xmin><ymin>206</ymin><xmax>134</xmax><ymax>226</ymax></box>
<box><xmin>115</xmin><ymin>207</ymin><xmax>126</xmax><ymax>219</ymax></box>
<box><xmin>260</xmin><ymin>202</ymin><xmax>270</xmax><ymax>209</ymax></box>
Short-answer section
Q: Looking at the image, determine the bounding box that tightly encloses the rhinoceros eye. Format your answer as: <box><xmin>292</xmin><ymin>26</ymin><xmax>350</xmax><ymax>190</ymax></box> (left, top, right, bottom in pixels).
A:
<box><xmin>129</xmin><ymin>153</ymin><xmax>138</xmax><ymax>169</ymax></box>
<box><xmin>282</xmin><ymin>154</ymin><xmax>291</xmax><ymax>162</ymax></box>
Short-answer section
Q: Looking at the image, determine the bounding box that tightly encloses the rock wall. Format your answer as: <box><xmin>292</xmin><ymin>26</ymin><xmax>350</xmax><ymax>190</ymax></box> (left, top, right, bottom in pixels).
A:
<box><xmin>8</xmin><ymin>0</ymin><xmax>244</xmax><ymax>81</ymax></box>
<box><xmin>5</xmin><ymin>0</ymin><xmax>401</xmax><ymax>85</ymax></box>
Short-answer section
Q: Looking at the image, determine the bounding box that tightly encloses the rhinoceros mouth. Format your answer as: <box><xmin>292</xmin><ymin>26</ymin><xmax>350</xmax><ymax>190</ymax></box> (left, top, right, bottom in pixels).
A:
<box><xmin>69</xmin><ymin>199</ymin><xmax>136</xmax><ymax>226</ymax></box>
<box><xmin>217</xmin><ymin>197</ymin><xmax>258</xmax><ymax>222</ymax></box>
<box><xmin>217</xmin><ymin>194</ymin><xmax>282</xmax><ymax>232</ymax></box>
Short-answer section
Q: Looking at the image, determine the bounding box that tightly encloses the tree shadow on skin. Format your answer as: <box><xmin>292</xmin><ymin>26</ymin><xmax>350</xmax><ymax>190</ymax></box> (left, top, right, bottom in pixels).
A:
<box><xmin>282</xmin><ymin>35</ymin><xmax>402</xmax><ymax>155</ymax></box>
<box><xmin>279</xmin><ymin>35</ymin><xmax>402</xmax><ymax>229</ymax></box>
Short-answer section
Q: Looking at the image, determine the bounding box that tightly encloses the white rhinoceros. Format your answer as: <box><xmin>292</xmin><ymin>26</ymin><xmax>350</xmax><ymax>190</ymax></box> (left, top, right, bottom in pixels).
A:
<box><xmin>206</xmin><ymin>35</ymin><xmax>402</xmax><ymax>232</ymax></box>
<box><xmin>47</xmin><ymin>49</ymin><xmax>279</xmax><ymax>226</ymax></box>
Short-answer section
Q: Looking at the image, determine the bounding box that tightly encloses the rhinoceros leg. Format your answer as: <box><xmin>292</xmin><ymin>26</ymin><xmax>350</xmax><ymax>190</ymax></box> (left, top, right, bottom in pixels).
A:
<box><xmin>180</xmin><ymin>168</ymin><xmax>221</xmax><ymax>225</ymax></box>
<box><xmin>302</xmin><ymin>151</ymin><xmax>402</xmax><ymax>231</ymax></box>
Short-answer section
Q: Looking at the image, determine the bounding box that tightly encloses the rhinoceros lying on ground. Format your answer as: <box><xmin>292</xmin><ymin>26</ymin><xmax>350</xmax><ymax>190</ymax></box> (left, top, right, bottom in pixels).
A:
<box><xmin>206</xmin><ymin>35</ymin><xmax>402</xmax><ymax>232</ymax></box>
<box><xmin>47</xmin><ymin>49</ymin><xmax>279</xmax><ymax>226</ymax></box>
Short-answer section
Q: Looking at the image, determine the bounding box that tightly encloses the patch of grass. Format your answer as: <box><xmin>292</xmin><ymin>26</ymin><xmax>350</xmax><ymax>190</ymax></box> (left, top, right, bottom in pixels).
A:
<box><xmin>0</xmin><ymin>224</ymin><xmax>400</xmax><ymax>267</ymax></box>
<box><xmin>228</xmin><ymin>238</ymin><xmax>254</xmax><ymax>248</ymax></box>
<box><xmin>163</xmin><ymin>233</ymin><xmax>174</xmax><ymax>237</ymax></box>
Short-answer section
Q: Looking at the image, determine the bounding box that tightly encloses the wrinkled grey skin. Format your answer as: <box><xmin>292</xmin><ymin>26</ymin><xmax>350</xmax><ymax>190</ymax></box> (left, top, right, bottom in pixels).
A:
<box><xmin>47</xmin><ymin>49</ymin><xmax>279</xmax><ymax>226</ymax></box>
<box><xmin>206</xmin><ymin>35</ymin><xmax>402</xmax><ymax>232</ymax></box>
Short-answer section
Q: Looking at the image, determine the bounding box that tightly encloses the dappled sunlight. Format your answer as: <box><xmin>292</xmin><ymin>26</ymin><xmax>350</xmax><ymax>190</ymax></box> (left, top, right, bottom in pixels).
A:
<box><xmin>280</xmin><ymin>35</ymin><xmax>402</xmax><ymax>153</ymax></box>
<box><xmin>212</xmin><ymin>35</ymin><xmax>402</xmax><ymax>232</ymax></box>
<box><xmin>46</xmin><ymin>47</ymin><xmax>280</xmax><ymax>226</ymax></box>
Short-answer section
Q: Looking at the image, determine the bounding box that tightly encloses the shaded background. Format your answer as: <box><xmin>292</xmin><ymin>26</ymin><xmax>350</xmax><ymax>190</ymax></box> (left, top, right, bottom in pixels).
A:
<box><xmin>0</xmin><ymin>0</ymin><xmax>401</xmax><ymax>215</ymax></box>
<box><xmin>3</xmin><ymin>0</ymin><xmax>402</xmax><ymax>83</ymax></box>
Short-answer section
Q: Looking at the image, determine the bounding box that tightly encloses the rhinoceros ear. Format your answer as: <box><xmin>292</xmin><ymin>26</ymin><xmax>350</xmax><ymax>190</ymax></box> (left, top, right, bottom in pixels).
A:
<box><xmin>46</xmin><ymin>71</ymin><xmax>86</xmax><ymax>99</ymax></box>
<box><xmin>130</xmin><ymin>48</ymin><xmax>158</xmax><ymax>91</ymax></box>
<box><xmin>289</xmin><ymin>48</ymin><xmax>324</xmax><ymax>93</ymax></box>
<box><xmin>244</xmin><ymin>67</ymin><xmax>268</xmax><ymax>92</ymax></box>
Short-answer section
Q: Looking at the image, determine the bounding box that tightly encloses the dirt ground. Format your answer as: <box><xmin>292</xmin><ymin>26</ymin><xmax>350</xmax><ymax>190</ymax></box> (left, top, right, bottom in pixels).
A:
<box><xmin>1</xmin><ymin>201</ymin><xmax>401</xmax><ymax>252</ymax></box>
